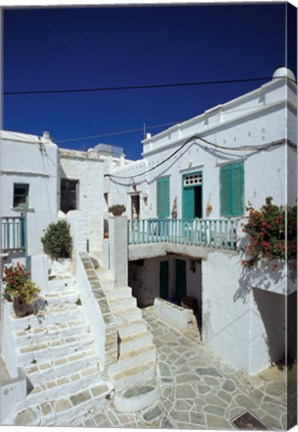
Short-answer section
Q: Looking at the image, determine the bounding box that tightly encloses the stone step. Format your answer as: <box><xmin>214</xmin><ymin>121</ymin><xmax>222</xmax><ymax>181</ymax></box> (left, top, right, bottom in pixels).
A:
<box><xmin>14</xmin><ymin>319</ymin><xmax>88</xmax><ymax>347</ymax></box>
<box><xmin>108</xmin><ymin>297</ymin><xmax>137</xmax><ymax>314</ymax></box>
<box><xmin>109</xmin><ymin>360</ymin><xmax>156</xmax><ymax>392</ymax></box>
<box><xmin>25</xmin><ymin>347</ymin><xmax>98</xmax><ymax>384</ymax></box>
<box><xmin>119</xmin><ymin>331</ymin><xmax>153</xmax><ymax>355</ymax></box>
<box><xmin>114</xmin><ymin>307</ymin><xmax>142</xmax><ymax>323</ymax></box>
<box><xmin>117</xmin><ymin>319</ymin><xmax>147</xmax><ymax>338</ymax></box>
<box><xmin>10</xmin><ymin>304</ymin><xmax>84</xmax><ymax>331</ymax></box>
<box><xmin>109</xmin><ymin>343</ymin><xmax>156</xmax><ymax>374</ymax></box>
<box><xmin>26</xmin><ymin>365</ymin><xmax>102</xmax><ymax>406</ymax></box>
<box><xmin>17</xmin><ymin>332</ymin><xmax>94</xmax><ymax>364</ymax></box>
<box><xmin>47</xmin><ymin>276</ymin><xmax>77</xmax><ymax>293</ymax></box>
<box><xmin>104</xmin><ymin>286</ymin><xmax>132</xmax><ymax>300</ymax></box>
<box><xmin>114</xmin><ymin>379</ymin><xmax>159</xmax><ymax>412</ymax></box>
<box><xmin>45</xmin><ymin>290</ymin><xmax>79</xmax><ymax>306</ymax></box>
<box><xmin>11</xmin><ymin>380</ymin><xmax>112</xmax><ymax>427</ymax></box>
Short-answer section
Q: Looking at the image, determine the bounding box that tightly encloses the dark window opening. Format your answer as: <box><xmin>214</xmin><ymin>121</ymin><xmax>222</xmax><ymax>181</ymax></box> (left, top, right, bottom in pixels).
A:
<box><xmin>13</xmin><ymin>183</ymin><xmax>29</xmax><ymax>208</ymax></box>
<box><xmin>194</xmin><ymin>186</ymin><xmax>202</xmax><ymax>218</ymax></box>
<box><xmin>60</xmin><ymin>179</ymin><xmax>79</xmax><ymax>214</ymax></box>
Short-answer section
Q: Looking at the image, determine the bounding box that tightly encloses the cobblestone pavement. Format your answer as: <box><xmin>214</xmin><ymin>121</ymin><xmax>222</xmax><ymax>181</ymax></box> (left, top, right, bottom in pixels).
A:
<box><xmin>77</xmin><ymin>306</ymin><xmax>294</xmax><ymax>430</ymax></box>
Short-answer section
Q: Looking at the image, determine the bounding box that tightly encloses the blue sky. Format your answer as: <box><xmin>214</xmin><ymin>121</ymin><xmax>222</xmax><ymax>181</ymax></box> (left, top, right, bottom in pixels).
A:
<box><xmin>3</xmin><ymin>3</ymin><xmax>297</xmax><ymax>160</ymax></box>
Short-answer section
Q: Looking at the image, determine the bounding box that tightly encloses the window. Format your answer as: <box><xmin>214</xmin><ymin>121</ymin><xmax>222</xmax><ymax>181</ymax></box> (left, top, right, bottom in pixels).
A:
<box><xmin>157</xmin><ymin>177</ymin><xmax>170</xmax><ymax>218</ymax></box>
<box><xmin>220</xmin><ymin>162</ymin><xmax>244</xmax><ymax>217</ymax></box>
<box><xmin>60</xmin><ymin>179</ymin><xmax>79</xmax><ymax>214</ymax></box>
<box><xmin>13</xmin><ymin>184</ymin><xmax>29</xmax><ymax>208</ymax></box>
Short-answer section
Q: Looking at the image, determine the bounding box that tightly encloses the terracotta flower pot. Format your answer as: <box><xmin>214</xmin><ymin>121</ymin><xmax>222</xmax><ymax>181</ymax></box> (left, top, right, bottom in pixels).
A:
<box><xmin>13</xmin><ymin>298</ymin><xmax>33</xmax><ymax>318</ymax></box>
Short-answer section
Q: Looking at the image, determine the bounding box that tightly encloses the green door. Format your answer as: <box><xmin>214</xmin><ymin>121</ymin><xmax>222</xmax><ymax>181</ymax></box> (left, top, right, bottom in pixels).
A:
<box><xmin>157</xmin><ymin>177</ymin><xmax>170</xmax><ymax>218</ymax></box>
<box><xmin>175</xmin><ymin>259</ymin><xmax>186</xmax><ymax>303</ymax></box>
<box><xmin>182</xmin><ymin>172</ymin><xmax>203</xmax><ymax>219</ymax></box>
<box><xmin>159</xmin><ymin>261</ymin><xmax>169</xmax><ymax>299</ymax></box>
<box><xmin>182</xmin><ymin>186</ymin><xmax>194</xmax><ymax>220</ymax></box>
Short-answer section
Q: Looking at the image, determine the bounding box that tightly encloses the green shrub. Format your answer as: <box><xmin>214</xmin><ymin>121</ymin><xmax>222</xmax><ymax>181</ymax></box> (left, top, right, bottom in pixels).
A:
<box><xmin>41</xmin><ymin>220</ymin><xmax>72</xmax><ymax>260</ymax></box>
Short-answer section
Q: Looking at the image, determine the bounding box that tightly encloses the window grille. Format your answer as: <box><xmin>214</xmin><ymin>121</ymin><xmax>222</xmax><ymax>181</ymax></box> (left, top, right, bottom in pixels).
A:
<box><xmin>183</xmin><ymin>173</ymin><xmax>202</xmax><ymax>187</ymax></box>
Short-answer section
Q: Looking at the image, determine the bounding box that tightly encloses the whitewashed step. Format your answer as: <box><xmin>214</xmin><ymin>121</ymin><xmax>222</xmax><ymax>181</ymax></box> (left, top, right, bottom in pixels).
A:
<box><xmin>25</xmin><ymin>347</ymin><xmax>98</xmax><ymax>384</ymax></box>
<box><xmin>14</xmin><ymin>318</ymin><xmax>88</xmax><ymax>347</ymax></box>
<box><xmin>26</xmin><ymin>365</ymin><xmax>102</xmax><ymax>406</ymax></box>
<box><xmin>117</xmin><ymin>319</ymin><xmax>147</xmax><ymax>338</ymax></box>
<box><xmin>10</xmin><ymin>304</ymin><xmax>83</xmax><ymax>331</ymax></box>
<box><xmin>119</xmin><ymin>331</ymin><xmax>153</xmax><ymax>355</ymax></box>
<box><xmin>104</xmin><ymin>286</ymin><xmax>132</xmax><ymax>300</ymax></box>
<box><xmin>47</xmin><ymin>277</ymin><xmax>77</xmax><ymax>293</ymax></box>
<box><xmin>109</xmin><ymin>344</ymin><xmax>156</xmax><ymax>373</ymax></box>
<box><xmin>108</xmin><ymin>297</ymin><xmax>137</xmax><ymax>314</ymax></box>
<box><xmin>109</xmin><ymin>360</ymin><xmax>156</xmax><ymax>392</ymax></box>
<box><xmin>11</xmin><ymin>380</ymin><xmax>112</xmax><ymax>427</ymax></box>
<box><xmin>45</xmin><ymin>290</ymin><xmax>79</xmax><ymax>306</ymax></box>
<box><xmin>17</xmin><ymin>332</ymin><xmax>94</xmax><ymax>364</ymax></box>
<box><xmin>114</xmin><ymin>307</ymin><xmax>142</xmax><ymax>323</ymax></box>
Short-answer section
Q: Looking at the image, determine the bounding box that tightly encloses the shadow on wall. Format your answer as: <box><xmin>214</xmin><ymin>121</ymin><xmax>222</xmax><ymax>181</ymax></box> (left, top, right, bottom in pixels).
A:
<box><xmin>252</xmin><ymin>288</ymin><xmax>286</xmax><ymax>366</ymax></box>
<box><xmin>234</xmin><ymin>236</ymin><xmax>285</xmax><ymax>304</ymax></box>
<box><xmin>234</xmin><ymin>263</ymin><xmax>284</xmax><ymax>304</ymax></box>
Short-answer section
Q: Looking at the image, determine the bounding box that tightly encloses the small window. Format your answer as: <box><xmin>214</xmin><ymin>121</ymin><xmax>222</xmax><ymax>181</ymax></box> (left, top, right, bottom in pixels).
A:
<box><xmin>13</xmin><ymin>184</ymin><xmax>29</xmax><ymax>208</ymax></box>
<box><xmin>60</xmin><ymin>179</ymin><xmax>79</xmax><ymax>213</ymax></box>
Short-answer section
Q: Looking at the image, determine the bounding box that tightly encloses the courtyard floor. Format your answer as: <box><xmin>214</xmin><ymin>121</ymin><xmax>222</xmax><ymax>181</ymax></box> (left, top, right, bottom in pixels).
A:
<box><xmin>77</xmin><ymin>306</ymin><xmax>295</xmax><ymax>430</ymax></box>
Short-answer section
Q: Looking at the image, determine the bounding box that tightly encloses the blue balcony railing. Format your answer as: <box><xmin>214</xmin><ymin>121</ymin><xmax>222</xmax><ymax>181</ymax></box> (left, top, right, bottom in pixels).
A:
<box><xmin>1</xmin><ymin>216</ymin><xmax>26</xmax><ymax>253</ymax></box>
<box><xmin>128</xmin><ymin>218</ymin><xmax>238</xmax><ymax>250</ymax></box>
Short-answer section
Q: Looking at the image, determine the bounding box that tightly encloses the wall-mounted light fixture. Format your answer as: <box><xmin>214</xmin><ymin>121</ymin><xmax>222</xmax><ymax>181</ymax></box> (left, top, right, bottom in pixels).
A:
<box><xmin>143</xmin><ymin>193</ymin><xmax>148</xmax><ymax>205</ymax></box>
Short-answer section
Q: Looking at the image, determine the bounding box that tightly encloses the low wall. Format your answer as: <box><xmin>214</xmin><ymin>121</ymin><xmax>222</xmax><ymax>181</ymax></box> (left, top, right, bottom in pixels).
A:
<box><xmin>0</xmin><ymin>367</ymin><xmax>27</xmax><ymax>424</ymax></box>
<box><xmin>76</xmin><ymin>252</ymin><xmax>117</xmax><ymax>369</ymax></box>
<box><xmin>154</xmin><ymin>297</ymin><xmax>193</xmax><ymax>330</ymax></box>
<box><xmin>1</xmin><ymin>302</ymin><xmax>18</xmax><ymax>378</ymax></box>
<box><xmin>31</xmin><ymin>254</ymin><xmax>49</xmax><ymax>294</ymax></box>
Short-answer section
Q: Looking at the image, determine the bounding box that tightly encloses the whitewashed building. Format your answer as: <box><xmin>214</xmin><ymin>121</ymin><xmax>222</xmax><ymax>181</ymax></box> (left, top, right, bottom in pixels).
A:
<box><xmin>0</xmin><ymin>67</ymin><xmax>296</xmax><ymax>423</ymax></box>
<box><xmin>106</xmin><ymin>67</ymin><xmax>297</xmax><ymax>374</ymax></box>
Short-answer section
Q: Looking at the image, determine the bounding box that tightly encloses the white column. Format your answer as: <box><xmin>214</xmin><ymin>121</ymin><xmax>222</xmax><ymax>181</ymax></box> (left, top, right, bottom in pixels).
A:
<box><xmin>109</xmin><ymin>216</ymin><xmax>128</xmax><ymax>287</ymax></box>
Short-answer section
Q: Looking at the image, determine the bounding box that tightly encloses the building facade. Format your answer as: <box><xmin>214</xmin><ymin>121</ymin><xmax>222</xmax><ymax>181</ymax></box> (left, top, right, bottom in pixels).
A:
<box><xmin>0</xmin><ymin>67</ymin><xmax>296</xmax><ymax>392</ymax></box>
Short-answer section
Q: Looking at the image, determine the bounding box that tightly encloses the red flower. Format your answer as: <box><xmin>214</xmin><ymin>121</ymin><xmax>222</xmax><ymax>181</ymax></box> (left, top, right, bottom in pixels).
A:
<box><xmin>261</xmin><ymin>241</ymin><xmax>269</xmax><ymax>247</ymax></box>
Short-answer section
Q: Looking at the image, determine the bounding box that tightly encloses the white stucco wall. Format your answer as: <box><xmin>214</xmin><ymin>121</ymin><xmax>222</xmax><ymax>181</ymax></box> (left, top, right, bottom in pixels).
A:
<box><xmin>202</xmin><ymin>251</ymin><xmax>291</xmax><ymax>374</ymax></box>
<box><xmin>1</xmin><ymin>132</ymin><xmax>59</xmax><ymax>256</ymax></box>
<box><xmin>59</xmin><ymin>151</ymin><xmax>105</xmax><ymax>260</ymax></box>
<box><xmin>108</xmin><ymin>76</ymin><xmax>296</xmax><ymax>223</ymax></box>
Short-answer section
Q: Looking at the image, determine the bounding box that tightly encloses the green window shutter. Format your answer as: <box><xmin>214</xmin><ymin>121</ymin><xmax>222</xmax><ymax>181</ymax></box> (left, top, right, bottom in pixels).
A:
<box><xmin>220</xmin><ymin>165</ymin><xmax>230</xmax><ymax>217</ymax></box>
<box><xmin>231</xmin><ymin>163</ymin><xmax>244</xmax><ymax>216</ymax></box>
<box><xmin>182</xmin><ymin>186</ymin><xmax>194</xmax><ymax>219</ymax></box>
<box><xmin>157</xmin><ymin>177</ymin><xmax>170</xmax><ymax>218</ymax></box>
<box><xmin>220</xmin><ymin>162</ymin><xmax>244</xmax><ymax>217</ymax></box>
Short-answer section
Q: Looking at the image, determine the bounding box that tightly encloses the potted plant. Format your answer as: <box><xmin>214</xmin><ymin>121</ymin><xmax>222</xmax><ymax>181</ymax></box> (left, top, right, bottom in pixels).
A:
<box><xmin>108</xmin><ymin>204</ymin><xmax>126</xmax><ymax>216</ymax></box>
<box><xmin>3</xmin><ymin>263</ymin><xmax>41</xmax><ymax>318</ymax></box>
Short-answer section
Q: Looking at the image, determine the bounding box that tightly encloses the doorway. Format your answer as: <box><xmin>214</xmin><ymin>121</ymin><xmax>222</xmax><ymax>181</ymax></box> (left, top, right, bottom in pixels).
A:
<box><xmin>159</xmin><ymin>261</ymin><xmax>169</xmax><ymax>299</ymax></box>
<box><xmin>131</xmin><ymin>195</ymin><xmax>140</xmax><ymax>219</ymax></box>
<box><xmin>175</xmin><ymin>259</ymin><xmax>186</xmax><ymax>303</ymax></box>
<box><xmin>182</xmin><ymin>171</ymin><xmax>203</xmax><ymax>219</ymax></box>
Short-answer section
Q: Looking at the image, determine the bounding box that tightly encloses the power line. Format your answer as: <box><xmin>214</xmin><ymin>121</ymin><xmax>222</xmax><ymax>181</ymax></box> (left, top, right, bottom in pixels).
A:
<box><xmin>3</xmin><ymin>76</ymin><xmax>282</xmax><ymax>96</ymax></box>
<box><xmin>55</xmin><ymin>100</ymin><xmax>283</xmax><ymax>144</ymax></box>
<box><xmin>56</xmin><ymin>120</ymin><xmax>182</xmax><ymax>143</ymax></box>
<box><xmin>105</xmin><ymin>136</ymin><xmax>296</xmax><ymax>180</ymax></box>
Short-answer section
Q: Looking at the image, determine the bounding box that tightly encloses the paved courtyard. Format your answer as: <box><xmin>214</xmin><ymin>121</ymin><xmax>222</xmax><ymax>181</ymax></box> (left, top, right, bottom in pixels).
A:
<box><xmin>75</xmin><ymin>306</ymin><xmax>295</xmax><ymax>430</ymax></box>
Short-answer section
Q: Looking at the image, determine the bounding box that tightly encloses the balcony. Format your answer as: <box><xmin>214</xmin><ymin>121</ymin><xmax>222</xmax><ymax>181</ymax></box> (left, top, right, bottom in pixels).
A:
<box><xmin>1</xmin><ymin>216</ymin><xmax>26</xmax><ymax>254</ymax></box>
<box><xmin>128</xmin><ymin>218</ymin><xmax>239</xmax><ymax>251</ymax></box>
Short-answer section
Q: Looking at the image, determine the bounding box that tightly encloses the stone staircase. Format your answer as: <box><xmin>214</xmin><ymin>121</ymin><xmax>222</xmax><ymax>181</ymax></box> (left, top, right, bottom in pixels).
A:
<box><xmin>96</xmin><ymin>268</ymin><xmax>159</xmax><ymax>412</ymax></box>
<box><xmin>5</xmin><ymin>273</ymin><xmax>112</xmax><ymax>426</ymax></box>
